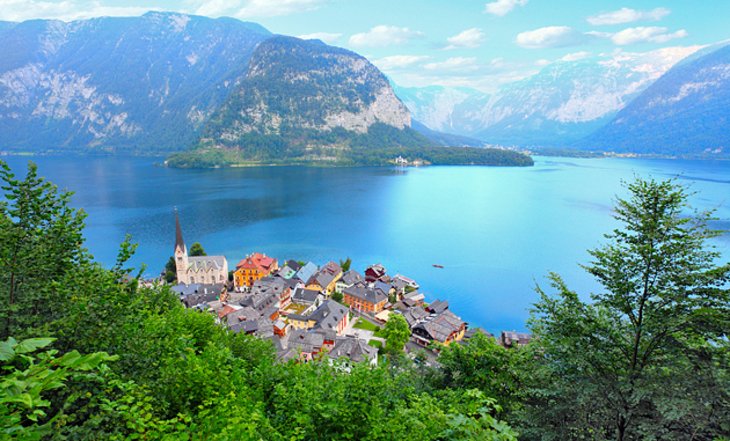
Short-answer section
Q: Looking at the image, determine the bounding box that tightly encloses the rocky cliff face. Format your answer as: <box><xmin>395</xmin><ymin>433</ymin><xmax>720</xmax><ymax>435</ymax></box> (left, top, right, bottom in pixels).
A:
<box><xmin>0</xmin><ymin>13</ymin><xmax>271</xmax><ymax>152</ymax></box>
<box><xmin>580</xmin><ymin>43</ymin><xmax>730</xmax><ymax>156</ymax></box>
<box><xmin>202</xmin><ymin>36</ymin><xmax>412</xmax><ymax>151</ymax></box>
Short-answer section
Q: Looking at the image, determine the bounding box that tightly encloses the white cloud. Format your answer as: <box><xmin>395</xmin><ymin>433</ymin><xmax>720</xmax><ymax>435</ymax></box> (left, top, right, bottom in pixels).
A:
<box><xmin>297</xmin><ymin>32</ymin><xmax>342</xmax><ymax>44</ymax></box>
<box><xmin>0</xmin><ymin>0</ymin><xmax>158</xmax><ymax>21</ymax></box>
<box><xmin>516</xmin><ymin>26</ymin><xmax>587</xmax><ymax>49</ymax></box>
<box><xmin>445</xmin><ymin>28</ymin><xmax>485</xmax><ymax>49</ymax></box>
<box><xmin>348</xmin><ymin>25</ymin><xmax>424</xmax><ymax>48</ymax></box>
<box><xmin>534</xmin><ymin>58</ymin><xmax>551</xmax><ymax>67</ymax></box>
<box><xmin>560</xmin><ymin>51</ymin><xmax>591</xmax><ymax>62</ymax></box>
<box><xmin>373</xmin><ymin>55</ymin><xmax>431</xmax><ymax>71</ymax></box>
<box><xmin>484</xmin><ymin>0</ymin><xmax>527</xmax><ymax>16</ymax></box>
<box><xmin>424</xmin><ymin>57</ymin><xmax>480</xmax><ymax>72</ymax></box>
<box><xmin>587</xmin><ymin>7</ymin><xmax>670</xmax><ymax>26</ymax></box>
<box><xmin>609</xmin><ymin>26</ymin><xmax>688</xmax><ymax>45</ymax></box>
<box><xmin>195</xmin><ymin>0</ymin><xmax>328</xmax><ymax>18</ymax></box>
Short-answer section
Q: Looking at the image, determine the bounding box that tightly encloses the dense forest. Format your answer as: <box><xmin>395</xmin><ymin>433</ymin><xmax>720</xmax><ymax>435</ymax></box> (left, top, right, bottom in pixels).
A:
<box><xmin>1</xmin><ymin>160</ymin><xmax>728</xmax><ymax>440</ymax></box>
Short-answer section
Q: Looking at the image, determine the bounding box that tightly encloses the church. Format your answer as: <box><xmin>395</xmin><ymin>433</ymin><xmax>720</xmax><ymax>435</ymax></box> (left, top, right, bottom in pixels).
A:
<box><xmin>174</xmin><ymin>211</ymin><xmax>228</xmax><ymax>285</ymax></box>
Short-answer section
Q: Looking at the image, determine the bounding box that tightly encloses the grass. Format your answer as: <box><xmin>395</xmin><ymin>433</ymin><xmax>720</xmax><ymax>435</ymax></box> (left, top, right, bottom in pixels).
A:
<box><xmin>286</xmin><ymin>303</ymin><xmax>308</xmax><ymax>315</ymax></box>
<box><xmin>374</xmin><ymin>328</ymin><xmax>387</xmax><ymax>338</ymax></box>
<box><xmin>353</xmin><ymin>318</ymin><xmax>380</xmax><ymax>332</ymax></box>
<box><xmin>368</xmin><ymin>340</ymin><xmax>383</xmax><ymax>349</ymax></box>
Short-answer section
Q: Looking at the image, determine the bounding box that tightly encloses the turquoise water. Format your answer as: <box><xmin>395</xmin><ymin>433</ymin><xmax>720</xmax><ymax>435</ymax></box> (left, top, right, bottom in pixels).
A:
<box><xmin>3</xmin><ymin>155</ymin><xmax>729</xmax><ymax>333</ymax></box>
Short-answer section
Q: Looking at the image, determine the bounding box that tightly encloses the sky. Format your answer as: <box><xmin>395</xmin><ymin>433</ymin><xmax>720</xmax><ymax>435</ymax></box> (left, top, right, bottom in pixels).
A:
<box><xmin>2</xmin><ymin>0</ymin><xmax>729</xmax><ymax>93</ymax></box>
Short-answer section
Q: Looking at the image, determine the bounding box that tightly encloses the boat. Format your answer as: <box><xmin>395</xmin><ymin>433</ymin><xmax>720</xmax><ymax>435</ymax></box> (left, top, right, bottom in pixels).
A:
<box><xmin>432</xmin><ymin>264</ymin><xmax>444</xmax><ymax>269</ymax></box>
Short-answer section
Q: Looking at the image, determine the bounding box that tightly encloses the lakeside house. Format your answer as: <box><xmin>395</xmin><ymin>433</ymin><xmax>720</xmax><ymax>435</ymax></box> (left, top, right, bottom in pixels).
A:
<box><xmin>365</xmin><ymin>263</ymin><xmax>388</xmax><ymax>283</ymax></box>
<box><xmin>306</xmin><ymin>261</ymin><xmax>343</xmax><ymax>295</ymax></box>
<box><xmin>234</xmin><ymin>252</ymin><xmax>278</xmax><ymax>288</ymax></box>
<box><xmin>335</xmin><ymin>269</ymin><xmax>364</xmax><ymax>293</ymax></box>
<box><xmin>500</xmin><ymin>331</ymin><xmax>532</xmax><ymax>347</ymax></box>
<box><xmin>343</xmin><ymin>284</ymin><xmax>388</xmax><ymax>313</ymax></box>
<box><xmin>174</xmin><ymin>212</ymin><xmax>228</xmax><ymax>285</ymax></box>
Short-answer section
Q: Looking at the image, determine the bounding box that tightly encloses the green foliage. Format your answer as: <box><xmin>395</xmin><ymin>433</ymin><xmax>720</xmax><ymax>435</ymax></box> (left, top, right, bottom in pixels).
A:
<box><xmin>382</xmin><ymin>314</ymin><xmax>411</xmax><ymax>357</ymax></box>
<box><xmin>0</xmin><ymin>336</ymin><xmax>115</xmax><ymax>440</ymax></box>
<box><xmin>189</xmin><ymin>242</ymin><xmax>206</xmax><ymax>257</ymax></box>
<box><xmin>523</xmin><ymin>178</ymin><xmax>730</xmax><ymax>440</ymax></box>
<box><xmin>0</xmin><ymin>160</ymin><xmax>88</xmax><ymax>339</ymax></box>
<box><xmin>338</xmin><ymin>257</ymin><xmax>351</xmax><ymax>272</ymax></box>
<box><xmin>164</xmin><ymin>256</ymin><xmax>176</xmax><ymax>283</ymax></box>
<box><xmin>438</xmin><ymin>332</ymin><xmax>524</xmax><ymax>415</ymax></box>
<box><xmin>331</xmin><ymin>291</ymin><xmax>343</xmax><ymax>303</ymax></box>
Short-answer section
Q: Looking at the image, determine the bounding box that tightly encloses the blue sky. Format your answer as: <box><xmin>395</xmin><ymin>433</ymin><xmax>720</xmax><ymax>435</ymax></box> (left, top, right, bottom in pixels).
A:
<box><xmin>2</xmin><ymin>0</ymin><xmax>729</xmax><ymax>92</ymax></box>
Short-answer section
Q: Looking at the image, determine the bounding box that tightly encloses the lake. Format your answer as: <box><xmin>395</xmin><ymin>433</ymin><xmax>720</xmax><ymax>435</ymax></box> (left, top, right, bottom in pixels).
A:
<box><xmin>3</xmin><ymin>155</ymin><xmax>729</xmax><ymax>333</ymax></box>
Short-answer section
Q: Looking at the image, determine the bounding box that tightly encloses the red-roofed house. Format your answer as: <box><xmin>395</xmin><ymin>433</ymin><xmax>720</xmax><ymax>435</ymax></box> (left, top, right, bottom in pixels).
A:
<box><xmin>234</xmin><ymin>252</ymin><xmax>279</xmax><ymax>288</ymax></box>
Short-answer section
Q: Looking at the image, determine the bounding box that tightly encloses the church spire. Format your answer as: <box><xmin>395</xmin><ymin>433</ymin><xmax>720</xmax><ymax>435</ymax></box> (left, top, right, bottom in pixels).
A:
<box><xmin>174</xmin><ymin>208</ymin><xmax>186</xmax><ymax>254</ymax></box>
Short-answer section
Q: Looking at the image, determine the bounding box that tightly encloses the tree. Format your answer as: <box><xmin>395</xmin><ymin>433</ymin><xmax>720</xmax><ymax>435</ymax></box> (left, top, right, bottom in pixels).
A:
<box><xmin>0</xmin><ymin>336</ymin><xmax>115</xmax><ymax>439</ymax></box>
<box><xmin>339</xmin><ymin>257</ymin><xmax>352</xmax><ymax>272</ymax></box>
<box><xmin>524</xmin><ymin>178</ymin><xmax>730</xmax><ymax>441</ymax></box>
<box><xmin>438</xmin><ymin>332</ymin><xmax>523</xmax><ymax>415</ymax></box>
<box><xmin>331</xmin><ymin>291</ymin><xmax>343</xmax><ymax>303</ymax></box>
<box><xmin>0</xmin><ymin>161</ymin><xmax>87</xmax><ymax>339</ymax></box>
<box><xmin>163</xmin><ymin>256</ymin><xmax>176</xmax><ymax>283</ymax></box>
<box><xmin>383</xmin><ymin>314</ymin><xmax>411</xmax><ymax>357</ymax></box>
<box><xmin>189</xmin><ymin>242</ymin><xmax>206</xmax><ymax>257</ymax></box>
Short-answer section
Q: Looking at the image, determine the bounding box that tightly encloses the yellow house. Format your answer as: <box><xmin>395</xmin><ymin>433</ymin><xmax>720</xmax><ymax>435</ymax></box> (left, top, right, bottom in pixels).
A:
<box><xmin>305</xmin><ymin>261</ymin><xmax>343</xmax><ymax>295</ymax></box>
<box><xmin>234</xmin><ymin>252</ymin><xmax>278</xmax><ymax>288</ymax></box>
<box><xmin>288</xmin><ymin>314</ymin><xmax>316</xmax><ymax>331</ymax></box>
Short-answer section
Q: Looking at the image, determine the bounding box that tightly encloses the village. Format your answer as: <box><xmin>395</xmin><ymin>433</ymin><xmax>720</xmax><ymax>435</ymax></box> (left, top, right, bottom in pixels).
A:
<box><xmin>168</xmin><ymin>213</ymin><xmax>531</xmax><ymax>365</ymax></box>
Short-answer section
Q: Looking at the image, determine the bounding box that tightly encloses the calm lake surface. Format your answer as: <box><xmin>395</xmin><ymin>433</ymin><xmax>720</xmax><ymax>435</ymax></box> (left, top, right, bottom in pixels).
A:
<box><xmin>3</xmin><ymin>155</ymin><xmax>729</xmax><ymax>333</ymax></box>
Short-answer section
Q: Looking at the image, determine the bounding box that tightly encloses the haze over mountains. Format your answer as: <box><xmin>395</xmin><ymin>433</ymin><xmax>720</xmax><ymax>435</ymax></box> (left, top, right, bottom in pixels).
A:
<box><xmin>0</xmin><ymin>12</ymin><xmax>728</xmax><ymax>158</ymax></box>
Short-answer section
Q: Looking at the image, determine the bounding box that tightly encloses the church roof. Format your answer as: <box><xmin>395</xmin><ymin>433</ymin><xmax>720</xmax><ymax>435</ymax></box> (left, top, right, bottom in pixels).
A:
<box><xmin>174</xmin><ymin>209</ymin><xmax>185</xmax><ymax>253</ymax></box>
<box><xmin>186</xmin><ymin>255</ymin><xmax>227</xmax><ymax>273</ymax></box>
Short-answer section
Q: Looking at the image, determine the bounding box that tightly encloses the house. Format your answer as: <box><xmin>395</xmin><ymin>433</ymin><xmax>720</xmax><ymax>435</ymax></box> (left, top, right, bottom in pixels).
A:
<box><xmin>343</xmin><ymin>285</ymin><xmax>388</xmax><ymax>313</ymax></box>
<box><xmin>291</xmin><ymin>288</ymin><xmax>323</xmax><ymax>307</ymax></box>
<box><xmin>234</xmin><ymin>252</ymin><xmax>278</xmax><ymax>288</ymax></box>
<box><xmin>309</xmin><ymin>300</ymin><xmax>349</xmax><ymax>336</ymax></box>
<box><xmin>412</xmin><ymin>310</ymin><xmax>466</xmax><ymax>346</ymax></box>
<box><xmin>335</xmin><ymin>269</ymin><xmax>364</xmax><ymax>293</ymax></box>
<box><xmin>391</xmin><ymin>274</ymin><xmax>419</xmax><ymax>296</ymax></box>
<box><xmin>287</xmin><ymin>300</ymin><xmax>349</xmax><ymax>336</ymax></box>
<box><xmin>277</xmin><ymin>260</ymin><xmax>301</xmax><ymax>279</ymax></box>
<box><xmin>462</xmin><ymin>327</ymin><xmax>495</xmax><ymax>343</ymax></box>
<box><xmin>400</xmin><ymin>306</ymin><xmax>430</xmax><ymax>329</ymax></box>
<box><xmin>500</xmin><ymin>331</ymin><xmax>532</xmax><ymax>348</ymax></box>
<box><xmin>277</xmin><ymin>329</ymin><xmax>326</xmax><ymax>362</ymax></box>
<box><xmin>294</xmin><ymin>261</ymin><xmax>318</xmax><ymax>284</ymax></box>
<box><xmin>250</xmin><ymin>277</ymin><xmax>292</xmax><ymax>309</ymax></box>
<box><xmin>173</xmin><ymin>211</ymin><xmax>228</xmax><ymax>285</ymax></box>
<box><xmin>402</xmin><ymin>291</ymin><xmax>425</xmax><ymax>307</ymax></box>
<box><xmin>373</xmin><ymin>280</ymin><xmax>394</xmax><ymax>299</ymax></box>
<box><xmin>172</xmin><ymin>283</ymin><xmax>225</xmax><ymax>308</ymax></box>
<box><xmin>306</xmin><ymin>261</ymin><xmax>343</xmax><ymax>295</ymax></box>
<box><xmin>327</xmin><ymin>336</ymin><xmax>378</xmax><ymax>366</ymax></box>
<box><xmin>426</xmin><ymin>299</ymin><xmax>449</xmax><ymax>314</ymax></box>
<box><xmin>365</xmin><ymin>263</ymin><xmax>388</xmax><ymax>283</ymax></box>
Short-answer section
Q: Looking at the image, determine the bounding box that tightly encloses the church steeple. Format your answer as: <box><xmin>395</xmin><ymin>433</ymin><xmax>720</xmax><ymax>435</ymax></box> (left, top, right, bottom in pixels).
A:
<box><xmin>174</xmin><ymin>208</ymin><xmax>186</xmax><ymax>255</ymax></box>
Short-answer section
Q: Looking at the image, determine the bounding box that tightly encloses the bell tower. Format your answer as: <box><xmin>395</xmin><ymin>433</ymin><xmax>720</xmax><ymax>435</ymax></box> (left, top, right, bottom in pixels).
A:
<box><xmin>174</xmin><ymin>209</ymin><xmax>189</xmax><ymax>283</ymax></box>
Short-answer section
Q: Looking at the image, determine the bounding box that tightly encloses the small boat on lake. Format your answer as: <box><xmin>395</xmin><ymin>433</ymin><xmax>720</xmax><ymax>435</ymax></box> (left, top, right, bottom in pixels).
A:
<box><xmin>432</xmin><ymin>264</ymin><xmax>444</xmax><ymax>269</ymax></box>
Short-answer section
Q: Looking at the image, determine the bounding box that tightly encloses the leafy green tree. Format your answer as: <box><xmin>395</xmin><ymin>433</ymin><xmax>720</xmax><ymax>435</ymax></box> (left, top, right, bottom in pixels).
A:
<box><xmin>339</xmin><ymin>257</ymin><xmax>352</xmax><ymax>272</ymax></box>
<box><xmin>331</xmin><ymin>291</ymin><xmax>343</xmax><ymax>303</ymax></box>
<box><xmin>0</xmin><ymin>336</ymin><xmax>115</xmax><ymax>440</ymax></box>
<box><xmin>383</xmin><ymin>314</ymin><xmax>411</xmax><ymax>357</ymax></box>
<box><xmin>0</xmin><ymin>161</ymin><xmax>87</xmax><ymax>339</ymax></box>
<box><xmin>524</xmin><ymin>178</ymin><xmax>730</xmax><ymax>441</ymax></box>
<box><xmin>439</xmin><ymin>332</ymin><xmax>523</xmax><ymax>415</ymax></box>
<box><xmin>189</xmin><ymin>242</ymin><xmax>206</xmax><ymax>257</ymax></box>
<box><xmin>163</xmin><ymin>256</ymin><xmax>176</xmax><ymax>283</ymax></box>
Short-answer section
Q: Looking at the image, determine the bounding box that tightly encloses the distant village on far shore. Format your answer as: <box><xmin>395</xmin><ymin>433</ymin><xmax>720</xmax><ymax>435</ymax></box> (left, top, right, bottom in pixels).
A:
<box><xmin>160</xmin><ymin>212</ymin><xmax>532</xmax><ymax>365</ymax></box>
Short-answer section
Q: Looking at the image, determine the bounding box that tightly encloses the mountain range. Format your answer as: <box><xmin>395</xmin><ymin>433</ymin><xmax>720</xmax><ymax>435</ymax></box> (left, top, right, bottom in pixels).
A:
<box><xmin>0</xmin><ymin>12</ymin><xmax>727</xmax><ymax>159</ymax></box>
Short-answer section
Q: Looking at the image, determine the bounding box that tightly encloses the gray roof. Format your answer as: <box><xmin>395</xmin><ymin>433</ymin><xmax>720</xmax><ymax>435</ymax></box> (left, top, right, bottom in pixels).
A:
<box><xmin>427</xmin><ymin>299</ymin><xmax>449</xmax><ymax>314</ymax></box>
<box><xmin>309</xmin><ymin>300</ymin><xmax>348</xmax><ymax>333</ymax></box>
<box><xmin>186</xmin><ymin>255</ymin><xmax>227</xmax><ymax>273</ymax></box>
<box><xmin>414</xmin><ymin>310</ymin><xmax>465</xmax><ymax>343</ymax></box>
<box><xmin>328</xmin><ymin>337</ymin><xmax>377</xmax><ymax>363</ymax></box>
<box><xmin>343</xmin><ymin>285</ymin><xmax>387</xmax><ymax>305</ymax></box>
<box><xmin>401</xmin><ymin>306</ymin><xmax>430</xmax><ymax>329</ymax></box>
<box><xmin>295</xmin><ymin>262</ymin><xmax>317</xmax><ymax>283</ymax></box>
<box><xmin>292</xmin><ymin>288</ymin><xmax>321</xmax><ymax>305</ymax></box>
<box><xmin>339</xmin><ymin>270</ymin><xmax>363</xmax><ymax>286</ymax></box>
<box><xmin>171</xmin><ymin>283</ymin><xmax>224</xmax><ymax>297</ymax></box>
<box><xmin>373</xmin><ymin>281</ymin><xmax>393</xmax><ymax>295</ymax></box>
